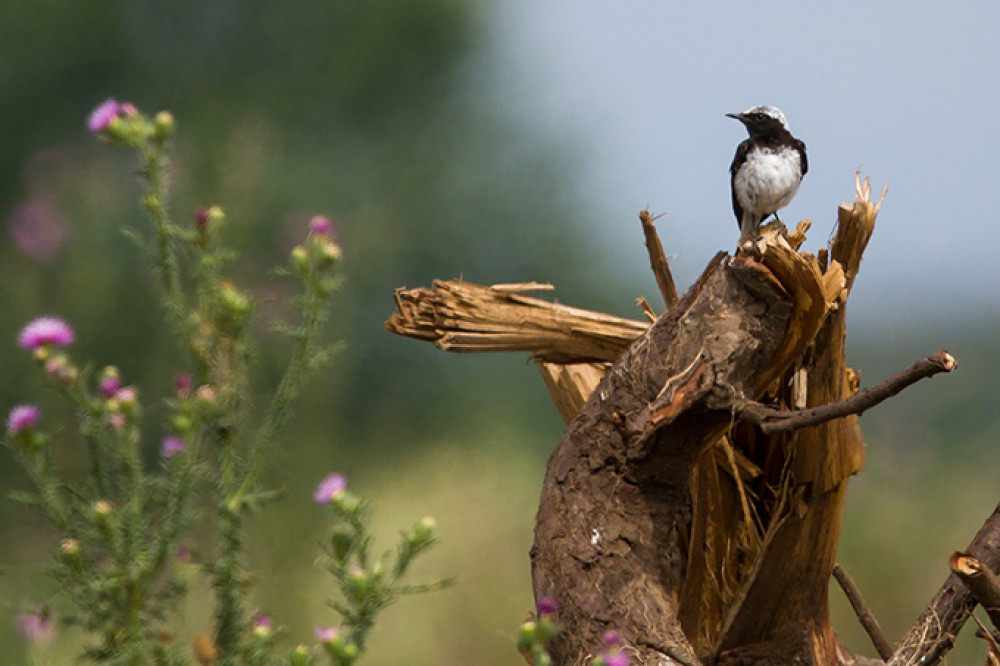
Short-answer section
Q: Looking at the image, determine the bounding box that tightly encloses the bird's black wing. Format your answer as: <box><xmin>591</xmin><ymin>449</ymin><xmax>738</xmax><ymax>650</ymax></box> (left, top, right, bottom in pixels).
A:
<box><xmin>793</xmin><ymin>138</ymin><xmax>808</xmax><ymax>177</ymax></box>
<box><xmin>729</xmin><ymin>139</ymin><xmax>750</xmax><ymax>230</ymax></box>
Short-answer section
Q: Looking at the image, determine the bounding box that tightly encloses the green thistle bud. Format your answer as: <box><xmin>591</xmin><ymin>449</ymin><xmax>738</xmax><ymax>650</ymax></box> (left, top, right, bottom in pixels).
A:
<box><xmin>313</xmin><ymin>237</ymin><xmax>343</xmax><ymax>269</ymax></box>
<box><xmin>291</xmin><ymin>245</ymin><xmax>309</xmax><ymax>273</ymax></box>
<box><xmin>217</xmin><ymin>281</ymin><xmax>252</xmax><ymax>333</ymax></box>
<box><xmin>93</xmin><ymin>499</ymin><xmax>113</xmax><ymax>518</ymax></box>
<box><xmin>335</xmin><ymin>493</ymin><xmax>362</xmax><ymax>517</ymax></box>
<box><xmin>172</xmin><ymin>414</ymin><xmax>193</xmax><ymax>434</ymax></box>
<box><xmin>345</xmin><ymin>565</ymin><xmax>369</xmax><ymax>602</ymax></box>
<box><xmin>44</xmin><ymin>354</ymin><xmax>77</xmax><ymax>384</ymax></box>
<box><xmin>154</xmin><ymin>111</ymin><xmax>175</xmax><ymax>140</ymax></box>
<box><xmin>517</xmin><ymin>620</ymin><xmax>538</xmax><ymax>648</ymax></box>
<box><xmin>408</xmin><ymin>516</ymin><xmax>437</xmax><ymax>548</ymax></box>
<box><xmin>60</xmin><ymin>538</ymin><xmax>81</xmax><ymax>559</ymax></box>
<box><xmin>289</xmin><ymin>644</ymin><xmax>312</xmax><ymax>666</ymax></box>
<box><xmin>206</xmin><ymin>205</ymin><xmax>224</xmax><ymax>224</ymax></box>
<box><xmin>220</xmin><ymin>283</ymin><xmax>250</xmax><ymax>318</ymax></box>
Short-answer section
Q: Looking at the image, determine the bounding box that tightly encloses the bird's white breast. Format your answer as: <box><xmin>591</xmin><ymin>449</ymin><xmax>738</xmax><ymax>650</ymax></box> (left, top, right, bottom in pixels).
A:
<box><xmin>734</xmin><ymin>147</ymin><xmax>803</xmax><ymax>215</ymax></box>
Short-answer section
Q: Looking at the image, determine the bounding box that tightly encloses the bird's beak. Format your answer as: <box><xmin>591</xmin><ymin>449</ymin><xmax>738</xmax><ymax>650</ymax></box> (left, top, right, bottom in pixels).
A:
<box><xmin>725</xmin><ymin>112</ymin><xmax>744</xmax><ymax>122</ymax></box>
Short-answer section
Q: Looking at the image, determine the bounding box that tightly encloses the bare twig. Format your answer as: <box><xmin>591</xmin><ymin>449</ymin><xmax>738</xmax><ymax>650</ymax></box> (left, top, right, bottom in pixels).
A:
<box><xmin>950</xmin><ymin>552</ymin><xmax>1000</xmax><ymax>632</ymax></box>
<box><xmin>889</xmin><ymin>502</ymin><xmax>1000</xmax><ymax>666</ymax></box>
<box><xmin>740</xmin><ymin>350</ymin><xmax>957</xmax><ymax>434</ymax></box>
<box><xmin>972</xmin><ymin>615</ymin><xmax>1000</xmax><ymax>665</ymax></box>
<box><xmin>832</xmin><ymin>563</ymin><xmax>893</xmax><ymax>661</ymax></box>
<box><xmin>636</xmin><ymin>296</ymin><xmax>658</xmax><ymax>323</ymax></box>
<box><xmin>638</xmin><ymin>208</ymin><xmax>678</xmax><ymax>309</ymax></box>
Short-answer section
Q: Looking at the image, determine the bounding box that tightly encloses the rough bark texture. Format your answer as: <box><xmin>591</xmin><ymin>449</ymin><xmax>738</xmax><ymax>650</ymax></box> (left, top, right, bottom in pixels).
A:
<box><xmin>530</xmin><ymin>179</ymin><xmax>882</xmax><ymax>665</ymax></box>
<box><xmin>530</xmin><ymin>234</ymin><xmax>837</xmax><ymax>664</ymax></box>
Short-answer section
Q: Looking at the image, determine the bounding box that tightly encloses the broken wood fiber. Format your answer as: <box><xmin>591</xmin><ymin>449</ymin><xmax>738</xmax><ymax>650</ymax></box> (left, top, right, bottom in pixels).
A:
<box><xmin>386</xmin><ymin>280</ymin><xmax>648</xmax><ymax>363</ymax></box>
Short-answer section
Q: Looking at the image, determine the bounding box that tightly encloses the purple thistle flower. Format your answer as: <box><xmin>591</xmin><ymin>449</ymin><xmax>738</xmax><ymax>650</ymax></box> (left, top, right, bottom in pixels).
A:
<box><xmin>15</xmin><ymin>608</ymin><xmax>54</xmax><ymax>645</ymax></box>
<box><xmin>100</xmin><ymin>375</ymin><xmax>121</xmax><ymax>398</ymax></box>
<box><xmin>7</xmin><ymin>405</ymin><xmax>40</xmax><ymax>434</ymax></box>
<box><xmin>604</xmin><ymin>653</ymin><xmax>630</xmax><ymax>666</ymax></box>
<box><xmin>315</xmin><ymin>625</ymin><xmax>338</xmax><ymax>643</ymax></box>
<box><xmin>7</xmin><ymin>200</ymin><xmax>68</xmax><ymax>261</ymax></box>
<box><xmin>160</xmin><ymin>436</ymin><xmax>186</xmax><ymax>458</ymax></box>
<box><xmin>536</xmin><ymin>596</ymin><xmax>559</xmax><ymax>616</ymax></box>
<box><xmin>195</xmin><ymin>207</ymin><xmax>211</xmax><ymax>228</ymax></box>
<box><xmin>252</xmin><ymin>614</ymin><xmax>272</xmax><ymax>637</ymax></box>
<box><xmin>309</xmin><ymin>215</ymin><xmax>334</xmax><ymax>236</ymax></box>
<box><xmin>120</xmin><ymin>102</ymin><xmax>139</xmax><ymax>117</ymax></box>
<box><xmin>603</xmin><ymin>630</ymin><xmax>621</xmax><ymax>648</ymax></box>
<box><xmin>175</xmin><ymin>372</ymin><xmax>192</xmax><ymax>398</ymax></box>
<box><xmin>313</xmin><ymin>473</ymin><xmax>347</xmax><ymax>504</ymax></box>
<box><xmin>115</xmin><ymin>387</ymin><xmax>137</xmax><ymax>404</ymax></box>
<box><xmin>18</xmin><ymin>317</ymin><xmax>74</xmax><ymax>350</ymax></box>
<box><xmin>87</xmin><ymin>99</ymin><xmax>121</xmax><ymax>132</ymax></box>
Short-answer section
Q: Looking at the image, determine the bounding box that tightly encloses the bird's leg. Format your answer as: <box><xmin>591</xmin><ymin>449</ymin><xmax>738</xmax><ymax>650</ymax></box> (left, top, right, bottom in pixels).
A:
<box><xmin>738</xmin><ymin>214</ymin><xmax>758</xmax><ymax>252</ymax></box>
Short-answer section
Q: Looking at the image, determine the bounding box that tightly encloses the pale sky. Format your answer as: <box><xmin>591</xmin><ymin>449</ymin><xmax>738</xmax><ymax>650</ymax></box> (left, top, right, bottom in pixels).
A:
<box><xmin>482</xmin><ymin>1</ymin><xmax>1000</xmax><ymax>326</ymax></box>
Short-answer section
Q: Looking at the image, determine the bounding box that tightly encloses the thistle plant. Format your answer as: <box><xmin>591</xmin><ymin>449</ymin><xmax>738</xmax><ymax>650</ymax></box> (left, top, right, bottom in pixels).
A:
<box><xmin>515</xmin><ymin>600</ymin><xmax>631</xmax><ymax>666</ymax></box>
<box><xmin>312</xmin><ymin>474</ymin><xmax>452</xmax><ymax>665</ymax></box>
<box><xmin>516</xmin><ymin>598</ymin><xmax>560</xmax><ymax>666</ymax></box>
<box><xmin>3</xmin><ymin>100</ymin><xmax>447</xmax><ymax>665</ymax></box>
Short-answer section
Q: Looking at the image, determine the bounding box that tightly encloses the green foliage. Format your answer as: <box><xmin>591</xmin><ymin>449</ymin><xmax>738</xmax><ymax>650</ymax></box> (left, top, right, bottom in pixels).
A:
<box><xmin>516</xmin><ymin>613</ymin><xmax>559</xmax><ymax>666</ymax></box>
<box><xmin>3</xmin><ymin>104</ymin><xmax>447</xmax><ymax>665</ymax></box>
<box><xmin>316</xmin><ymin>487</ymin><xmax>450</xmax><ymax>665</ymax></box>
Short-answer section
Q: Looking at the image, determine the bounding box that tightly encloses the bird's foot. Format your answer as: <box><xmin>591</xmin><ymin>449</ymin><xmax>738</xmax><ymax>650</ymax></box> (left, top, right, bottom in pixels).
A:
<box><xmin>737</xmin><ymin>231</ymin><xmax>769</xmax><ymax>257</ymax></box>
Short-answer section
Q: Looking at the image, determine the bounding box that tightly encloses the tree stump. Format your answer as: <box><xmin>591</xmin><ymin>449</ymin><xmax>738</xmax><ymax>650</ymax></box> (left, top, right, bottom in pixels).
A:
<box><xmin>386</xmin><ymin>176</ymin><xmax>988</xmax><ymax>665</ymax></box>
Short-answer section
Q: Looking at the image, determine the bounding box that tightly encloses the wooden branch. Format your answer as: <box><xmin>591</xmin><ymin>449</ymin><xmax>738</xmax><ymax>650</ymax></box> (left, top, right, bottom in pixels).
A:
<box><xmin>889</xmin><ymin>502</ymin><xmax>1000</xmax><ymax>665</ymax></box>
<box><xmin>950</xmin><ymin>552</ymin><xmax>1000</xmax><ymax>632</ymax></box>
<box><xmin>739</xmin><ymin>351</ymin><xmax>956</xmax><ymax>434</ymax></box>
<box><xmin>638</xmin><ymin>208</ymin><xmax>678</xmax><ymax>309</ymax></box>
<box><xmin>386</xmin><ymin>280</ymin><xmax>647</xmax><ymax>363</ymax></box>
<box><xmin>972</xmin><ymin>615</ymin><xmax>1000</xmax><ymax>665</ymax></box>
<box><xmin>833</xmin><ymin>563</ymin><xmax>893</xmax><ymax>661</ymax></box>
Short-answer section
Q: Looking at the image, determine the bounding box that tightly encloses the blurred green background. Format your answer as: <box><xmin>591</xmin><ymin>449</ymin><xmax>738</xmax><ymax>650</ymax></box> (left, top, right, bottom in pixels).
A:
<box><xmin>1</xmin><ymin>2</ymin><xmax>998</xmax><ymax>664</ymax></box>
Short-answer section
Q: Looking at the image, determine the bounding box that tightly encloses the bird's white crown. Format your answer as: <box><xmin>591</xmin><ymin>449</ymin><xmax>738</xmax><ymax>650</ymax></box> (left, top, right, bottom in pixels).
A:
<box><xmin>741</xmin><ymin>105</ymin><xmax>789</xmax><ymax>131</ymax></box>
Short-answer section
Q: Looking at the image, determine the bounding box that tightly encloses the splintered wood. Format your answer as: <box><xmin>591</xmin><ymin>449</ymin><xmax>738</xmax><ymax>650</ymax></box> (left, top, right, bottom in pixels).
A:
<box><xmin>386</xmin><ymin>280</ymin><xmax>648</xmax><ymax>363</ymax></box>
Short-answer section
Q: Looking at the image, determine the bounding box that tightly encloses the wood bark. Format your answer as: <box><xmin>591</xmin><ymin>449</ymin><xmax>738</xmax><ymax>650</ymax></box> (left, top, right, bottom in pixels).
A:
<box><xmin>528</xmin><ymin>204</ymin><xmax>862</xmax><ymax>663</ymax></box>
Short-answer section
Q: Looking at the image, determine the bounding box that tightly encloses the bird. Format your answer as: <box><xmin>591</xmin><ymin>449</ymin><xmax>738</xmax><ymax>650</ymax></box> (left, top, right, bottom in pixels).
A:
<box><xmin>726</xmin><ymin>105</ymin><xmax>808</xmax><ymax>249</ymax></box>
